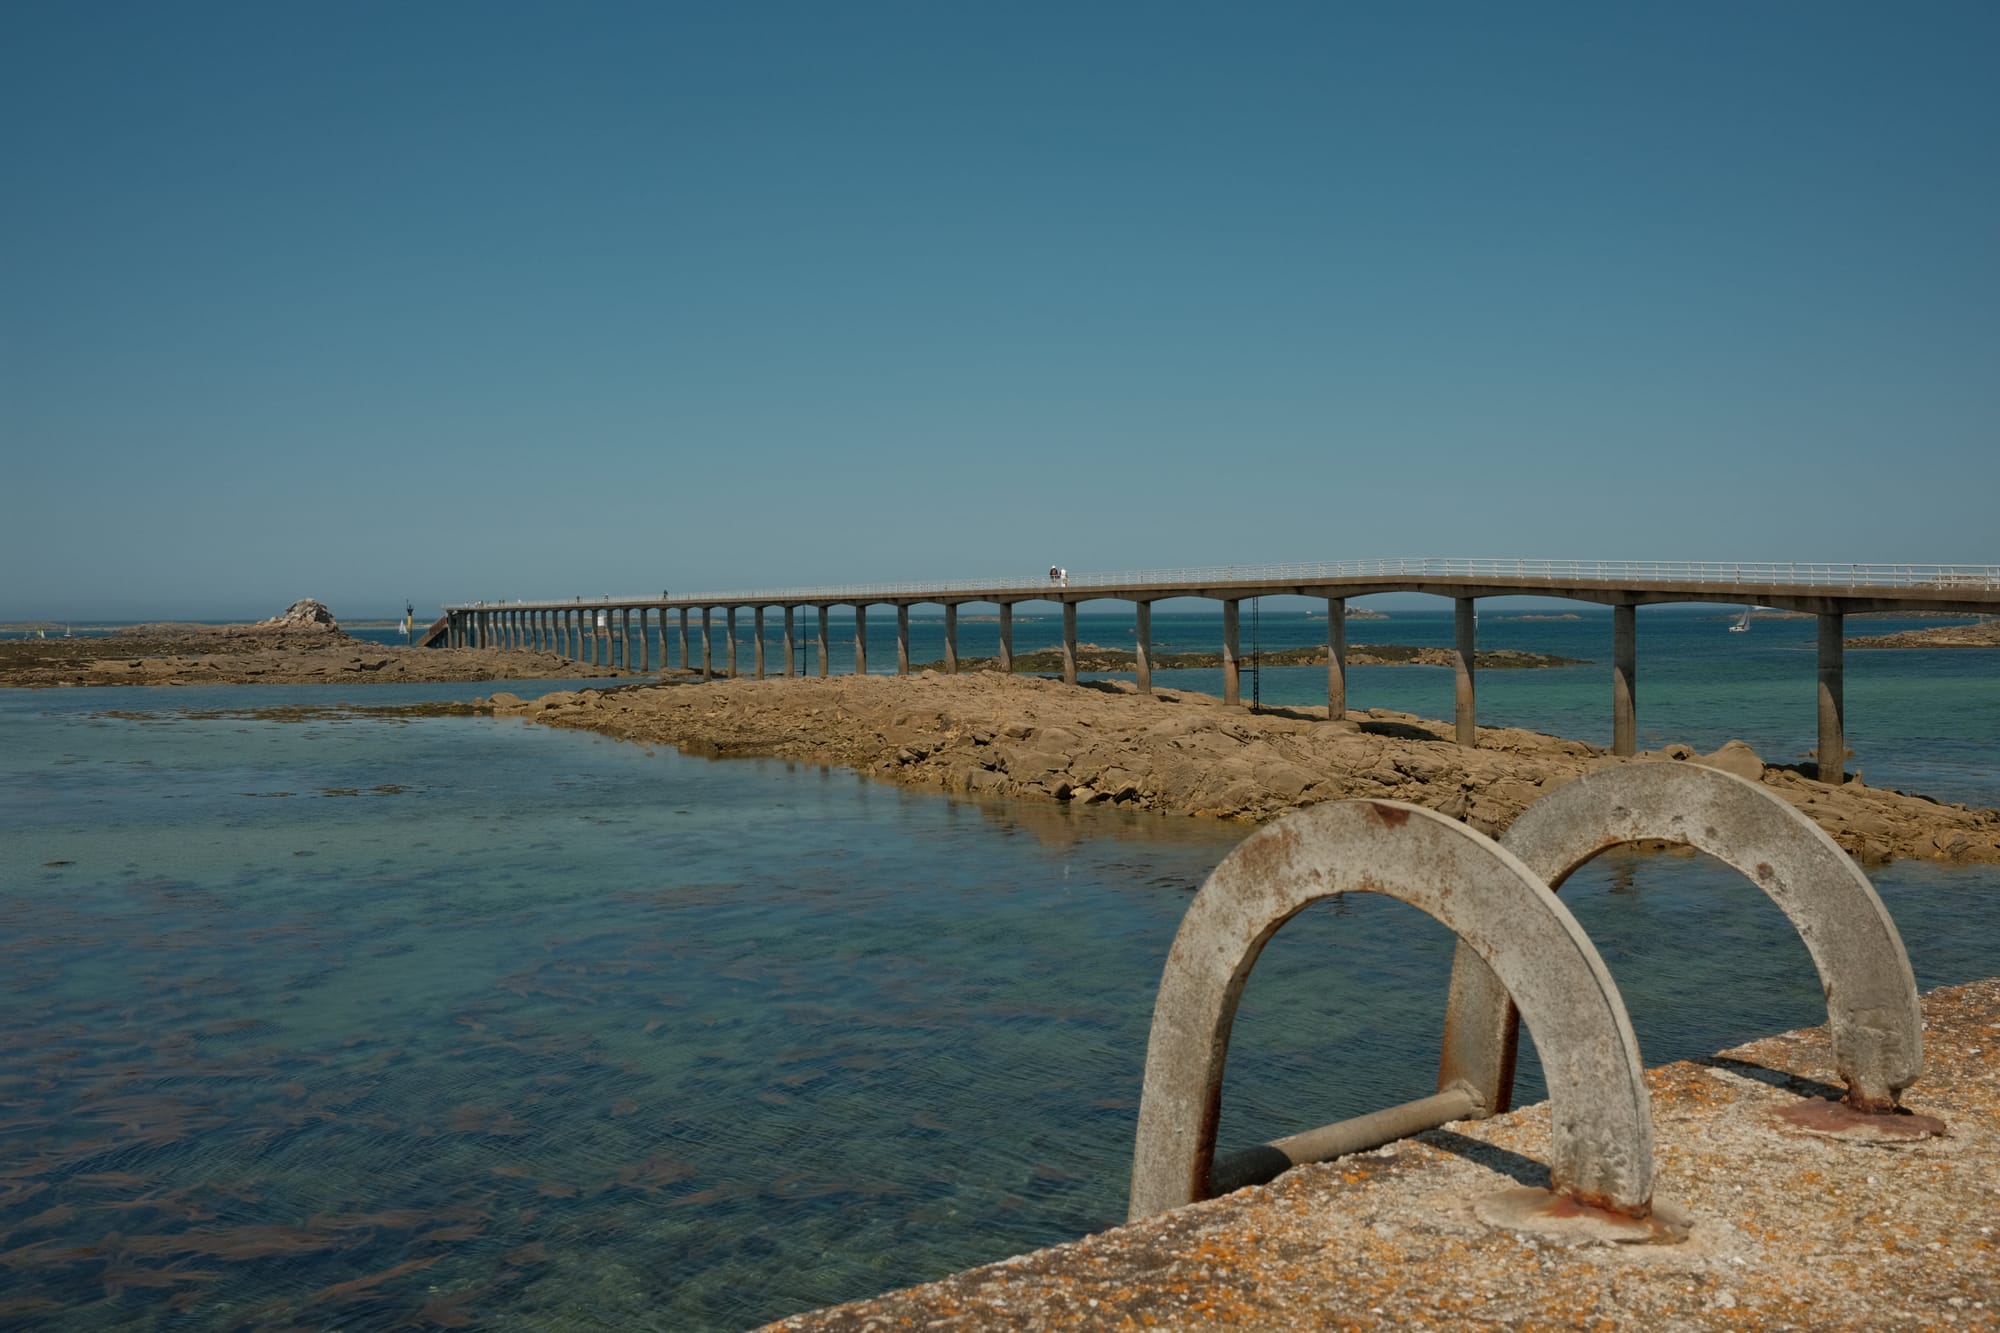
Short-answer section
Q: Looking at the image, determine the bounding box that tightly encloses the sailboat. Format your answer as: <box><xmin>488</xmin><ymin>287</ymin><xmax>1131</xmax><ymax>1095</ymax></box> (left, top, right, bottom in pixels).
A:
<box><xmin>1729</xmin><ymin>606</ymin><xmax>1751</xmax><ymax>633</ymax></box>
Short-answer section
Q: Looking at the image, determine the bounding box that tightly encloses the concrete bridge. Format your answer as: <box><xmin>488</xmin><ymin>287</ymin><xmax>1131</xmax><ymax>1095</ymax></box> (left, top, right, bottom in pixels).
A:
<box><xmin>430</xmin><ymin>558</ymin><xmax>2000</xmax><ymax>782</ymax></box>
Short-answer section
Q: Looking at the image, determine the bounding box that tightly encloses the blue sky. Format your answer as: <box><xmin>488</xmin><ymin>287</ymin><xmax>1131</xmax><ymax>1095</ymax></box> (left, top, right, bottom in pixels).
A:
<box><xmin>5</xmin><ymin>2</ymin><xmax>1996</xmax><ymax>619</ymax></box>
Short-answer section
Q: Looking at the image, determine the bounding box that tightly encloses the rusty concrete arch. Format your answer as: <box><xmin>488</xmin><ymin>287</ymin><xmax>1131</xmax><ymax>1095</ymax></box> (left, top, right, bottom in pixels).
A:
<box><xmin>1129</xmin><ymin>800</ymin><xmax>1654</xmax><ymax>1222</ymax></box>
<box><xmin>1440</xmin><ymin>762</ymin><xmax>1923</xmax><ymax>1116</ymax></box>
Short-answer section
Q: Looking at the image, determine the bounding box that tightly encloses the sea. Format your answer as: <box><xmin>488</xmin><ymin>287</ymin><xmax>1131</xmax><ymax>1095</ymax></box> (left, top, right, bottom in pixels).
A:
<box><xmin>3</xmin><ymin>606</ymin><xmax>1997</xmax><ymax>1330</ymax></box>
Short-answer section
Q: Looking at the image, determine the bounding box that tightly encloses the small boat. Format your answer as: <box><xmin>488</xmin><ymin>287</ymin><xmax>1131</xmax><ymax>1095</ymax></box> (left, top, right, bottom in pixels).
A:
<box><xmin>1729</xmin><ymin>606</ymin><xmax>1751</xmax><ymax>633</ymax></box>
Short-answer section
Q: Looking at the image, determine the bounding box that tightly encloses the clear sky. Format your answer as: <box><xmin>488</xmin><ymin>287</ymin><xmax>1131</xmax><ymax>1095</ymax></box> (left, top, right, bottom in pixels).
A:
<box><xmin>5</xmin><ymin>2</ymin><xmax>1996</xmax><ymax>620</ymax></box>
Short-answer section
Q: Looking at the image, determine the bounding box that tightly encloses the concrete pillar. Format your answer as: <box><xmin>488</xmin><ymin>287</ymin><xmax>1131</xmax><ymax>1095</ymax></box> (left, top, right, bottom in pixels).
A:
<box><xmin>1818</xmin><ymin>611</ymin><xmax>1846</xmax><ymax>783</ymax></box>
<box><xmin>1135</xmin><ymin>601</ymin><xmax>1153</xmax><ymax>694</ymax></box>
<box><xmin>1222</xmin><ymin>600</ymin><xmax>1240</xmax><ymax>706</ymax></box>
<box><xmin>700</xmin><ymin>608</ymin><xmax>713</xmax><ymax>681</ymax></box>
<box><xmin>1612</xmin><ymin>604</ymin><xmax>1636</xmax><ymax>757</ymax></box>
<box><xmin>639</xmin><ymin>609</ymin><xmax>651</xmax><ymax>672</ymax></box>
<box><xmin>1062</xmin><ymin>601</ymin><xmax>1078</xmax><ymax>685</ymax></box>
<box><xmin>1455</xmin><ymin>597</ymin><xmax>1477</xmax><ymax>748</ymax></box>
<box><xmin>1327</xmin><ymin>596</ymin><xmax>1347</xmax><ymax>720</ymax></box>
<box><xmin>854</xmin><ymin>605</ymin><xmax>868</xmax><ymax>675</ymax></box>
<box><xmin>726</xmin><ymin>607</ymin><xmax>739</xmax><ymax>678</ymax></box>
<box><xmin>755</xmin><ymin>607</ymin><xmax>766</xmax><ymax>679</ymax></box>
<box><xmin>783</xmin><ymin>606</ymin><xmax>796</xmax><ymax>677</ymax></box>
<box><xmin>622</xmin><ymin>608</ymin><xmax>634</xmax><ymax>669</ymax></box>
<box><xmin>944</xmin><ymin>604</ymin><xmax>958</xmax><ymax>673</ymax></box>
<box><xmin>679</xmin><ymin>609</ymin><xmax>690</xmax><ymax>672</ymax></box>
<box><xmin>817</xmin><ymin>606</ymin><xmax>830</xmax><ymax>678</ymax></box>
<box><xmin>569</xmin><ymin>610</ymin><xmax>580</xmax><ymax>660</ymax></box>
<box><xmin>896</xmin><ymin>604</ymin><xmax>910</xmax><ymax>675</ymax></box>
<box><xmin>998</xmin><ymin>603</ymin><xmax>1014</xmax><ymax>672</ymax></box>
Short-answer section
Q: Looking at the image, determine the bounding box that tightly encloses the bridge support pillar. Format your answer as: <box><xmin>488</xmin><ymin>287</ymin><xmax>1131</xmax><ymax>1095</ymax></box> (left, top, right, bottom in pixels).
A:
<box><xmin>1062</xmin><ymin>602</ymin><xmax>1078</xmax><ymax>685</ymax></box>
<box><xmin>1612</xmin><ymin>604</ymin><xmax>1636</xmax><ymax>756</ymax></box>
<box><xmin>1222</xmin><ymin>600</ymin><xmax>1240</xmax><ymax>706</ymax></box>
<box><xmin>854</xmin><ymin>606</ymin><xmax>868</xmax><ymax>675</ymax></box>
<box><xmin>782</xmin><ymin>607</ymin><xmax>795</xmax><ymax>676</ymax></box>
<box><xmin>1327</xmin><ymin>596</ymin><xmax>1347</xmax><ymax>720</ymax></box>
<box><xmin>1818</xmin><ymin>611</ymin><xmax>1846</xmax><ymax>783</ymax></box>
<box><xmin>1135</xmin><ymin>601</ymin><xmax>1153</xmax><ymax>694</ymax></box>
<box><xmin>944</xmin><ymin>604</ymin><xmax>958</xmax><ymax>673</ymax></box>
<box><xmin>817</xmin><ymin>606</ymin><xmax>830</xmax><ymax>677</ymax></box>
<box><xmin>679</xmin><ymin>609</ymin><xmax>690</xmax><ymax>672</ymax></box>
<box><xmin>755</xmin><ymin>608</ymin><xmax>766</xmax><ymax>679</ymax></box>
<box><xmin>700</xmin><ymin>608</ymin><xmax>713</xmax><ymax>680</ymax></box>
<box><xmin>726</xmin><ymin>607</ymin><xmax>739</xmax><ymax>678</ymax></box>
<box><xmin>1455</xmin><ymin>597</ymin><xmax>1477</xmax><ymax>747</ymax></box>
<box><xmin>999</xmin><ymin>604</ymin><xmax>1013</xmax><ymax>672</ymax></box>
<box><xmin>897</xmin><ymin>605</ymin><xmax>910</xmax><ymax>675</ymax></box>
<box><xmin>623</xmin><ymin>608</ymin><xmax>634</xmax><ymax>670</ymax></box>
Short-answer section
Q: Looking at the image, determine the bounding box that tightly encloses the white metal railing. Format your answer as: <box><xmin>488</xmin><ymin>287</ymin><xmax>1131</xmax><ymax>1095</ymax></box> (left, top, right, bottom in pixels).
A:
<box><xmin>445</xmin><ymin>559</ymin><xmax>2000</xmax><ymax>611</ymax></box>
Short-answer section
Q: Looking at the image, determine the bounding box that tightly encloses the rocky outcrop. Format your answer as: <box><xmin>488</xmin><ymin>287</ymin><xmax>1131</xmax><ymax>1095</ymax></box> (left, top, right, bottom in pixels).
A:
<box><xmin>1848</xmin><ymin>619</ymin><xmax>2000</xmax><ymax>649</ymax></box>
<box><xmin>258</xmin><ymin>598</ymin><xmax>342</xmax><ymax>631</ymax></box>
<box><xmin>493</xmin><ymin>672</ymin><xmax>2000</xmax><ymax>865</ymax></box>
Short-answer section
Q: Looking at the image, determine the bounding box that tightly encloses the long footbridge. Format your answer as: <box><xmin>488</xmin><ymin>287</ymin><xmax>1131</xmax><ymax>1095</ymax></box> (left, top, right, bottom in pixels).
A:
<box><xmin>431</xmin><ymin>558</ymin><xmax>2000</xmax><ymax>781</ymax></box>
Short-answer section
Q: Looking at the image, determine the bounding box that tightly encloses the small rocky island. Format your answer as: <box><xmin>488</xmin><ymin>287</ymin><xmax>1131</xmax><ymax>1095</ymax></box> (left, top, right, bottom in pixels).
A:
<box><xmin>0</xmin><ymin>599</ymin><xmax>628</xmax><ymax>688</ymax></box>
<box><xmin>1847</xmin><ymin>619</ymin><xmax>2000</xmax><ymax>649</ymax></box>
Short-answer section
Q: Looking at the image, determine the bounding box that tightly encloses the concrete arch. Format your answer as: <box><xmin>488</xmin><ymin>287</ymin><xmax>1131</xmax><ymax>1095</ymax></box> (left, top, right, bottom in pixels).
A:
<box><xmin>1441</xmin><ymin>762</ymin><xmax>1922</xmax><ymax>1115</ymax></box>
<box><xmin>1129</xmin><ymin>801</ymin><xmax>1654</xmax><ymax>1221</ymax></box>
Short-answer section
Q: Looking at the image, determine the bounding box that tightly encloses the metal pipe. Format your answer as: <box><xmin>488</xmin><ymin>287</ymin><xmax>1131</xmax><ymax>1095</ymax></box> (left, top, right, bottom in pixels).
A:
<box><xmin>1207</xmin><ymin>1082</ymin><xmax>1482</xmax><ymax>1197</ymax></box>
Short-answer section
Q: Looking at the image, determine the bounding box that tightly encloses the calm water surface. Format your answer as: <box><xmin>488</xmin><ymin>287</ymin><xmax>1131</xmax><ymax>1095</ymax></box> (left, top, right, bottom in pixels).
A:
<box><xmin>3</xmin><ymin>609</ymin><xmax>1998</xmax><ymax>1329</ymax></box>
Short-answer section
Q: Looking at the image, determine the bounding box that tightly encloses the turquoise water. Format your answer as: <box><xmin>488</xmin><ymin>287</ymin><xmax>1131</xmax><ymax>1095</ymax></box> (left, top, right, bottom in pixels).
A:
<box><xmin>2</xmin><ymin>611</ymin><xmax>1997</xmax><ymax>1329</ymax></box>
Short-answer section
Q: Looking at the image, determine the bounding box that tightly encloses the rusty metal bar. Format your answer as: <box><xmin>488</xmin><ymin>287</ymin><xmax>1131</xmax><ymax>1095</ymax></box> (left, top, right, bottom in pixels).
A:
<box><xmin>1208</xmin><ymin>1082</ymin><xmax>1482</xmax><ymax>1197</ymax></box>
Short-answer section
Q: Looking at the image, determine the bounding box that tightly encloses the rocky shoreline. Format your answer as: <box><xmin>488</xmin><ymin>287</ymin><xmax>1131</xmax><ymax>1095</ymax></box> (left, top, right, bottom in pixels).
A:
<box><xmin>0</xmin><ymin>622</ymin><xmax>632</xmax><ymax>688</ymax></box>
<box><xmin>490</xmin><ymin>671</ymin><xmax>2000</xmax><ymax>866</ymax></box>
<box><xmin>1847</xmin><ymin>619</ymin><xmax>2000</xmax><ymax>649</ymax></box>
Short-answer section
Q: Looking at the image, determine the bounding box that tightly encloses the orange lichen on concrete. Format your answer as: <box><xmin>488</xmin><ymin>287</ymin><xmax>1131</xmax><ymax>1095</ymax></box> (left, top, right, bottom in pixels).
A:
<box><xmin>763</xmin><ymin>978</ymin><xmax>2000</xmax><ymax>1331</ymax></box>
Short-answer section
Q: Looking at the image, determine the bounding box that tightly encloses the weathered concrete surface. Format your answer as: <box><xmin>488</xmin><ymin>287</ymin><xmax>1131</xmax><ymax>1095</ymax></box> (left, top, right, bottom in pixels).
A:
<box><xmin>1132</xmin><ymin>802</ymin><xmax>1654</xmax><ymax>1221</ymax></box>
<box><xmin>763</xmin><ymin>978</ymin><xmax>2000</xmax><ymax>1331</ymax></box>
<box><xmin>491</xmin><ymin>671</ymin><xmax>2000</xmax><ymax>865</ymax></box>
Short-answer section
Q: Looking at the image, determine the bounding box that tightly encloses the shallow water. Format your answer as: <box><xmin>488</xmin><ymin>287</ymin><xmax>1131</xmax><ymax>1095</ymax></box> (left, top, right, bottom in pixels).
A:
<box><xmin>2</xmin><ymin>616</ymin><xmax>1998</xmax><ymax>1329</ymax></box>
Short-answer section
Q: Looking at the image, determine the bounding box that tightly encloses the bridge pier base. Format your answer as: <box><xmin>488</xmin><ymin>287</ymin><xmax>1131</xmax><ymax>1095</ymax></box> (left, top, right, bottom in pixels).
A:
<box><xmin>726</xmin><ymin>607</ymin><xmax>739</xmax><ymax>678</ymax></box>
<box><xmin>755</xmin><ymin>608</ymin><xmax>766</xmax><ymax>679</ymax></box>
<box><xmin>999</xmin><ymin>604</ymin><xmax>1013</xmax><ymax>673</ymax></box>
<box><xmin>944</xmin><ymin>604</ymin><xmax>958</xmax><ymax>673</ymax></box>
<box><xmin>678</xmin><ymin>609</ymin><xmax>690</xmax><ymax>672</ymax></box>
<box><xmin>1135</xmin><ymin>601</ymin><xmax>1153</xmax><ymax>694</ymax></box>
<box><xmin>1819</xmin><ymin>611</ymin><xmax>1846</xmax><ymax>783</ymax></box>
<box><xmin>854</xmin><ymin>606</ymin><xmax>868</xmax><ymax>675</ymax></box>
<box><xmin>623</xmin><ymin>608</ymin><xmax>634</xmax><ymax>670</ymax></box>
<box><xmin>817</xmin><ymin>606</ymin><xmax>830</xmax><ymax>678</ymax></box>
<box><xmin>1455</xmin><ymin>598</ymin><xmax>1477</xmax><ymax>747</ymax></box>
<box><xmin>1062</xmin><ymin>602</ymin><xmax>1078</xmax><ymax>685</ymax></box>
<box><xmin>699</xmin><ymin>609</ymin><xmax>712</xmax><ymax>680</ymax></box>
<box><xmin>639</xmin><ymin>609</ymin><xmax>650</xmax><ymax>672</ymax></box>
<box><xmin>897</xmin><ymin>605</ymin><xmax>911</xmax><ymax>675</ymax></box>
<box><xmin>1612</xmin><ymin>604</ymin><xmax>1636</xmax><ymax>756</ymax></box>
<box><xmin>782</xmin><ymin>607</ymin><xmax>795</xmax><ymax>677</ymax></box>
<box><xmin>1222</xmin><ymin>600</ymin><xmax>1240</xmax><ymax>706</ymax></box>
<box><xmin>1327</xmin><ymin>596</ymin><xmax>1346</xmax><ymax>720</ymax></box>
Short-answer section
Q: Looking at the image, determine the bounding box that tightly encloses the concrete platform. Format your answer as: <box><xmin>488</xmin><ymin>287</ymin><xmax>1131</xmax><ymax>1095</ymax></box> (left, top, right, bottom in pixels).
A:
<box><xmin>764</xmin><ymin>978</ymin><xmax>2000</xmax><ymax>1331</ymax></box>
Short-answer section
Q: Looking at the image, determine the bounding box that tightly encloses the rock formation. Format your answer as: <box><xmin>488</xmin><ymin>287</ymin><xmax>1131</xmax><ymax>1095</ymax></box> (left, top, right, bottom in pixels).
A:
<box><xmin>491</xmin><ymin>671</ymin><xmax>2000</xmax><ymax>865</ymax></box>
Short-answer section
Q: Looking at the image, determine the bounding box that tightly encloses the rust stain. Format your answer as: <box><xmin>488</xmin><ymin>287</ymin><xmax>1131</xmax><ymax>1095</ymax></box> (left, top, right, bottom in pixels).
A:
<box><xmin>1365</xmin><ymin>802</ymin><xmax>1411</xmax><ymax>828</ymax></box>
<box><xmin>1755</xmin><ymin>861</ymin><xmax>1776</xmax><ymax>882</ymax></box>
<box><xmin>1773</xmin><ymin>1097</ymin><xmax>1947</xmax><ymax>1139</ymax></box>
